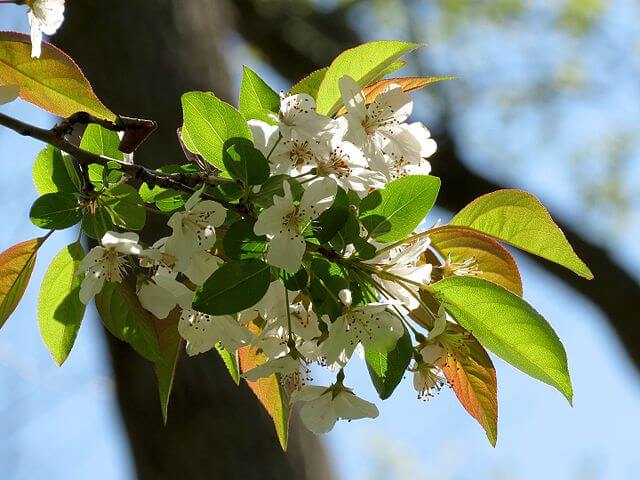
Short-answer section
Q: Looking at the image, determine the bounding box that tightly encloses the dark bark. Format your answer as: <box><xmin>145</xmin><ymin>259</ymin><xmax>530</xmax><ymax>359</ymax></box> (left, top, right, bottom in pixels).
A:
<box><xmin>56</xmin><ymin>1</ymin><xmax>330</xmax><ymax>479</ymax></box>
<box><xmin>230</xmin><ymin>0</ymin><xmax>640</xmax><ymax>373</ymax></box>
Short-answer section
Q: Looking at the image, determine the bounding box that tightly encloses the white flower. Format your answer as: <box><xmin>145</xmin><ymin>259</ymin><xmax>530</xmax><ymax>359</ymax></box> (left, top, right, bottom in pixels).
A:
<box><xmin>367</xmin><ymin>236</ymin><xmax>433</xmax><ymax>310</ymax></box>
<box><xmin>178</xmin><ymin>309</ymin><xmax>253</xmax><ymax>356</ymax></box>
<box><xmin>322</xmin><ymin>289</ymin><xmax>403</xmax><ymax>364</ymax></box>
<box><xmin>137</xmin><ymin>269</ymin><xmax>194</xmax><ymax>319</ymax></box>
<box><xmin>269</xmin><ymin>135</ymin><xmax>324</xmax><ymax>175</ymax></box>
<box><xmin>28</xmin><ymin>0</ymin><xmax>65</xmax><ymax>58</ymax></box>
<box><xmin>313</xmin><ymin>132</ymin><xmax>386</xmax><ymax>196</ymax></box>
<box><xmin>278</xmin><ymin>93</ymin><xmax>336</xmax><ymax>140</ymax></box>
<box><xmin>248</xmin><ymin>119</ymin><xmax>278</xmax><ymax>156</ymax></box>
<box><xmin>338</xmin><ymin>76</ymin><xmax>436</xmax><ymax>178</ymax></box>
<box><xmin>254</xmin><ymin>178</ymin><xmax>337</xmax><ymax>273</ymax></box>
<box><xmin>291</xmin><ymin>384</ymin><xmax>379</xmax><ymax>434</ymax></box>
<box><xmin>0</xmin><ymin>85</ymin><xmax>19</xmax><ymax>105</ymax></box>
<box><xmin>180</xmin><ymin>250</ymin><xmax>222</xmax><ymax>285</ymax></box>
<box><xmin>79</xmin><ymin>231</ymin><xmax>141</xmax><ymax>304</ymax></box>
<box><xmin>165</xmin><ymin>188</ymin><xmax>226</xmax><ymax>261</ymax></box>
<box><xmin>412</xmin><ymin>360</ymin><xmax>447</xmax><ymax>400</ymax></box>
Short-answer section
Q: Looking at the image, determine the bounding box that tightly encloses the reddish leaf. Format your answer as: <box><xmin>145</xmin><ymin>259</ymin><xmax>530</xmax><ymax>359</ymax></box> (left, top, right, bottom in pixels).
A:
<box><xmin>238</xmin><ymin>322</ymin><xmax>291</xmax><ymax>450</ymax></box>
<box><xmin>430</xmin><ymin>225</ymin><xmax>523</xmax><ymax>296</ymax></box>
<box><xmin>152</xmin><ymin>310</ymin><xmax>183</xmax><ymax>424</ymax></box>
<box><xmin>0</xmin><ymin>237</ymin><xmax>45</xmax><ymax>327</ymax></box>
<box><xmin>0</xmin><ymin>32</ymin><xmax>115</xmax><ymax>120</ymax></box>
<box><xmin>442</xmin><ymin>328</ymin><xmax>499</xmax><ymax>446</ymax></box>
<box><xmin>336</xmin><ymin>76</ymin><xmax>455</xmax><ymax>115</ymax></box>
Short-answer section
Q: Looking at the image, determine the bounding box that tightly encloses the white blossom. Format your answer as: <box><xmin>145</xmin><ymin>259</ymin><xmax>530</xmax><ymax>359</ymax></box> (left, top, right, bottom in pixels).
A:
<box><xmin>28</xmin><ymin>0</ymin><xmax>65</xmax><ymax>58</ymax></box>
<box><xmin>248</xmin><ymin>119</ymin><xmax>278</xmax><ymax>156</ymax></box>
<box><xmin>278</xmin><ymin>93</ymin><xmax>336</xmax><ymax>140</ymax></box>
<box><xmin>137</xmin><ymin>269</ymin><xmax>194</xmax><ymax>319</ymax></box>
<box><xmin>178</xmin><ymin>309</ymin><xmax>253</xmax><ymax>356</ymax></box>
<box><xmin>322</xmin><ymin>289</ymin><xmax>403</xmax><ymax>364</ymax></box>
<box><xmin>0</xmin><ymin>85</ymin><xmax>19</xmax><ymax>105</ymax></box>
<box><xmin>269</xmin><ymin>135</ymin><xmax>324</xmax><ymax>176</ymax></box>
<box><xmin>338</xmin><ymin>76</ymin><xmax>436</xmax><ymax>180</ymax></box>
<box><xmin>291</xmin><ymin>384</ymin><xmax>379</xmax><ymax>434</ymax></box>
<box><xmin>79</xmin><ymin>231</ymin><xmax>141</xmax><ymax>304</ymax></box>
<box><xmin>165</xmin><ymin>188</ymin><xmax>226</xmax><ymax>262</ymax></box>
<box><xmin>254</xmin><ymin>178</ymin><xmax>337</xmax><ymax>273</ymax></box>
<box><xmin>366</xmin><ymin>236</ymin><xmax>433</xmax><ymax>310</ymax></box>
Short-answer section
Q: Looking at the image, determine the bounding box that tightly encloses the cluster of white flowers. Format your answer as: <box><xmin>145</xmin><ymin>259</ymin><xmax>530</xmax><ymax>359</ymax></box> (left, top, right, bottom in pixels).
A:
<box><xmin>73</xmin><ymin>75</ymin><xmax>461</xmax><ymax>435</ymax></box>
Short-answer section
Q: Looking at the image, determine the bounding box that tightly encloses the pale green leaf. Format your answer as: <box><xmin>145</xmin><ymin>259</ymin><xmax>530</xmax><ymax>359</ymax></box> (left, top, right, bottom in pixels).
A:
<box><xmin>38</xmin><ymin>242</ymin><xmax>86</xmax><ymax>365</ymax></box>
<box><xmin>239</xmin><ymin>66</ymin><xmax>279</xmax><ymax>123</ymax></box>
<box><xmin>32</xmin><ymin>145</ymin><xmax>79</xmax><ymax>195</ymax></box>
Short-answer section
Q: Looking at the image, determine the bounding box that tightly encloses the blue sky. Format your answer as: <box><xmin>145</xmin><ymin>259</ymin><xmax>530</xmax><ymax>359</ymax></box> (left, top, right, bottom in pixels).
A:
<box><xmin>1</xmin><ymin>3</ymin><xmax>640</xmax><ymax>479</ymax></box>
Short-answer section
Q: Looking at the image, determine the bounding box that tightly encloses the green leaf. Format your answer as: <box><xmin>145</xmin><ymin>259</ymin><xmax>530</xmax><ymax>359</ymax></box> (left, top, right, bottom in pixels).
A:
<box><xmin>223</xmin><ymin>138</ymin><xmax>270</xmax><ymax>186</ymax></box>
<box><xmin>314</xmin><ymin>187</ymin><xmax>350</xmax><ymax>242</ymax></box>
<box><xmin>38</xmin><ymin>242</ymin><xmax>86</xmax><ymax>365</ymax></box>
<box><xmin>315</xmin><ymin>40</ymin><xmax>420</xmax><ymax>116</ymax></box>
<box><xmin>450</xmin><ymin>189</ymin><xmax>592</xmax><ymax>279</ymax></box>
<box><xmin>193</xmin><ymin>259</ymin><xmax>271</xmax><ymax>315</ymax></box>
<box><xmin>80</xmin><ymin>125</ymin><xmax>125</xmax><ymax>188</ymax></box>
<box><xmin>103</xmin><ymin>184</ymin><xmax>146</xmax><ymax>230</ymax></box>
<box><xmin>138</xmin><ymin>164</ymin><xmax>197</xmax><ymax>204</ymax></box>
<box><xmin>289</xmin><ymin>67</ymin><xmax>328</xmax><ymax>98</ymax></box>
<box><xmin>215</xmin><ymin>342</ymin><xmax>240</xmax><ymax>385</ymax></box>
<box><xmin>81</xmin><ymin>204</ymin><xmax>114</xmax><ymax>240</ymax></box>
<box><xmin>0</xmin><ymin>32</ymin><xmax>114</xmax><ymax>120</ymax></box>
<box><xmin>253</xmin><ymin>175</ymin><xmax>303</xmax><ymax>209</ymax></box>
<box><xmin>0</xmin><ymin>237</ymin><xmax>44</xmax><ymax>328</ymax></box>
<box><xmin>429</xmin><ymin>225</ymin><xmax>523</xmax><ymax>296</ymax></box>
<box><xmin>365</xmin><ymin>329</ymin><xmax>413</xmax><ymax>399</ymax></box>
<box><xmin>32</xmin><ymin>145</ymin><xmax>79</xmax><ymax>194</ymax></box>
<box><xmin>239</xmin><ymin>66</ymin><xmax>280</xmax><ymax>123</ymax></box>
<box><xmin>442</xmin><ymin>327</ymin><xmax>498</xmax><ymax>446</ymax></box>
<box><xmin>431</xmin><ymin>276</ymin><xmax>573</xmax><ymax>403</ymax></box>
<box><xmin>360</xmin><ymin>175</ymin><xmax>440</xmax><ymax>242</ymax></box>
<box><xmin>223</xmin><ymin>219</ymin><xmax>268</xmax><ymax>260</ymax></box>
<box><xmin>30</xmin><ymin>192</ymin><xmax>82</xmax><ymax>230</ymax></box>
<box><xmin>181</xmin><ymin>91</ymin><xmax>253</xmax><ymax>170</ymax></box>
<box><xmin>95</xmin><ymin>282</ymin><xmax>163</xmax><ymax>363</ymax></box>
<box><xmin>152</xmin><ymin>311</ymin><xmax>183</xmax><ymax>423</ymax></box>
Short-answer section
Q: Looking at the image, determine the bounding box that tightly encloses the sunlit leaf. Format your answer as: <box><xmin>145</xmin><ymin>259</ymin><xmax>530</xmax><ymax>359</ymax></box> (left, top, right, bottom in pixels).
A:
<box><xmin>442</xmin><ymin>326</ymin><xmax>498</xmax><ymax>446</ymax></box>
<box><xmin>215</xmin><ymin>342</ymin><xmax>240</xmax><ymax>385</ymax></box>
<box><xmin>431</xmin><ymin>276</ymin><xmax>573</xmax><ymax>403</ymax></box>
<box><xmin>429</xmin><ymin>225</ymin><xmax>522</xmax><ymax>296</ymax></box>
<box><xmin>0</xmin><ymin>237</ymin><xmax>44</xmax><ymax>328</ymax></box>
<box><xmin>366</xmin><ymin>329</ymin><xmax>413</xmax><ymax>399</ymax></box>
<box><xmin>450</xmin><ymin>189</ymin><xmax>592</xmax><ymax>279</ymax></box>
<box><xmin>239</xmin><ymin>66</ymin><xmax>279</xmax><ymax>123</ymax></box>
<box><xmin>32</xmin><ymin>145</ymin><xmax>79</xmax><ymax>195</ymax></box>
<box><xmin>289</xmin><ymin>67</ymin><xmax>327</xmax><ymax>98</ymax></box>
<box><xmin>316</xmin><ymin>40</ymin><xmax>419</xmax><ymax>116</ymax></box>
<box><xmin>238</xmin><ymin>321</ymin><xmax>290</xmax><ymax>450</ymax></box>
<box><xmin>38</xmin><ymin>242</ymin><xmax>86</xmax><ymax>365</ymax></box>
<box><xmin>0</xmin><ymin>32</ymin><xmax>114</xmax><ymax>120</ymax></box>
<box><xmin>30</xmin><ymin>192</ymin><xmax>82</xmax><ymax>230</ymax></box>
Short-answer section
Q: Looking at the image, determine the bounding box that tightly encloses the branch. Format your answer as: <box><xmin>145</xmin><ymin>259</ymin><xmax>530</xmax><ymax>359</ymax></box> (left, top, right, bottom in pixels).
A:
<box><xmin>0</xmin><ymin>111</ymin><xmax>243</xmax><ymax>214</ymax></box>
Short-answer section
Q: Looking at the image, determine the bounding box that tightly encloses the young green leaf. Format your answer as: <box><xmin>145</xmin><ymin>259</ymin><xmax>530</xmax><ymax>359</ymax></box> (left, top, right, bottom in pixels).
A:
<box><xmin>192</xmin><ymin>259</ymin><xmax>271</xmax><ymax>315</ymax></box>
<box><xmin>32</xmin><ymin>145</ymin><xmax>79</xmax><ymax>195</ymax></box>
<box><xmin>152</xmin><ymin>310</ymin><xmax>183</xmax><ymax>423</ymax></box>
<box><xmin>315</xmin><ymin>40</ymin><xmax>420</xmax><ymax>116</ymax></box>
<box><xmin>239</xmin><ymin>66</ymin><xmax>280</xmax><ymax>123</ymax></box>
<box><xmin>441</xmin><ymin>327</ymin><xmax>498</xmax><ymax>446</ymax></box>
<box><xmin>30</xmin><ymin>192</ymin><xmax>82</xmax><ymax>230</ymax></box>
<box><xmin>360</xmin><ymin>175</ymin><xmax>440</xmax><ymax>242</ymax></box>
<box><xmin>238</xmin><ymin>321</ymin><xmax>291</xmax><ymax>450</ymax></box>
<box><xmin>0</xmin><ymin>32</ymin><xmax>115</xmax><ymax>120</ymax></box>
<box><xmin>103</xmin><ymin>184</ymin><xmax>146</xmax><ymax>230</ymax></box>
<box><xmin>81</xmin><ymin>204</ymin><xmax>114</xmax><ymax>240</ymax></box>
<box><xmin>289</xmin><ymin>67</ymin><xmax>328</xmax><ymax>98</ymax></box>
<box><xmin>0</xmin><ymin>237</ymin><xmax>44</xmax><ymax>328</ymax></box>
<box><xmin>95</xmin><ymin>282</ymin><xmax>163</xmax><ymax>363</ymax></box>
<box><xmin>223</xmin><ymin>219</ymin><xmax>268</xmax><ymax>260</ymax></box>
<box><xmin>450</xmin><ymin>189</ymin><xmax>593</xmax><ymax>279</ymax></box>
<box><xmin>222</xmin><ymin>138</ymin><xmax>270</xmax><ymax>186</ymax></box>
<box><xmin>181</xmin><ymin>91</ymin><xmax>253</xmax><ymax>170</ymax></box>
<box><xmin>38</xmin><ymin>242</ymin><xmax>86</xmax><ymax>365</ymax></box>
<box><xmin>215</xmin><ymin>342</ymin><xmax>240</xmax><ymax>385</ymax></box>
<box><xmin>431</xmin><ymin>276</ymin><xmax>573</xmax><ymax>403</ymax></box>
<box><xmin>429</xmin><ymin>225</ymin><xmax>523</xmax><ymax>296</ymax></box>
<box><xmin>365</xmin><ymin>329</ymin><xmax>413</xmax><ymax>400</ymax></box>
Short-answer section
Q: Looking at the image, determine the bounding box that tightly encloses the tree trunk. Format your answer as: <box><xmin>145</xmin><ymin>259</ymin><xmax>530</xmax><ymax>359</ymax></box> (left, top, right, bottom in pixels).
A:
<box><xmin>56</xmin><ymin>1</ymin><xmax>330</xmax><ymax>479</ymax></box>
